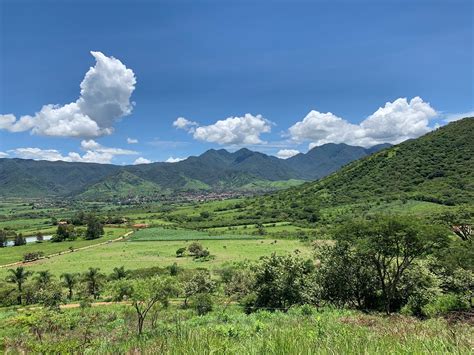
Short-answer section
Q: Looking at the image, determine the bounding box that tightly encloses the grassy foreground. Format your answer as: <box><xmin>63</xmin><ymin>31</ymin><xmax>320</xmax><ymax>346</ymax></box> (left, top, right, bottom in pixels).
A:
<box><xmin>1</xmin><ymin>305</ymin><xmax>472</xmax><ymax>353</ymax></box>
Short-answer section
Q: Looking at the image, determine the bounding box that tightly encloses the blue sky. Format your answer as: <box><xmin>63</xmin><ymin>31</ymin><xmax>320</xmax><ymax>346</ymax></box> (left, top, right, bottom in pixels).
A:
<box><xmin>0</xmin><ymin>0</ymin><xmax>472</xmax><ymax>164</ymax></box>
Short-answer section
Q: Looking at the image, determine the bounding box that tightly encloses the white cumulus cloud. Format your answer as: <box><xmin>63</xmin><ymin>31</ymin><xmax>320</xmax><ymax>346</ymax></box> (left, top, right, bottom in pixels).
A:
<box><xmin>0</xmin><ymin>151</ymin><xmax>9</xmax><ymax>158</ymax></box>
<box><xmin>0</xmin><ymin>51</ymin><xmax>136</xmax><ymax>138</ymax></box>
<box><xmin>165</xmin><ymin>156</ymin><xmax>186</xmax><ymax>163</ymax></box>
<box><xmin>9</xmin><ymin>140</ymin><xmax>137</xmax><ymax>164</ymax></box>
<box><xmin>133</xmin><ymin>157</ymin><xmax>152</xmax><ymax>165</ymax></box>
<box><xmin>173</xmin><ymin>117</ymin><xmax>198</xmax><ymax>132</ymax></box>
<box><xmin>176</xmin><ymin>114</ymin><xmax>271</xmax><ymax>145</ymax></box>
<box><xmin>127</xmin><ymin>137</ymin><xmax>138</xmax><ymax>144</ymax></box>
<box><xmin>289</xmin><ymin>97</ymin><xmax>438</xmax><ymax>148</ymax></box>
<box><xmin>276</xmin><ymin>149</ymin><xmax>300</xmax><ymax>159</ymax></box>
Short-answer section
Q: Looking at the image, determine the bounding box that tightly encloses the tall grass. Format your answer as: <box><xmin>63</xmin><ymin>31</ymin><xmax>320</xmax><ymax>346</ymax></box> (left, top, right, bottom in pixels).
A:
<box><xmin>2</xmin><ymin>305</ymin><xmax>472</xmax><ymax>353</ymax></box>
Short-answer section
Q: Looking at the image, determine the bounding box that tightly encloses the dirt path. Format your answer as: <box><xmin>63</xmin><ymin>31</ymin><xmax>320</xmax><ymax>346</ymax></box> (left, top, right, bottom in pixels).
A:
<box><xmin>0</xmin><ymin>231</ymin><xmax>134</xmax><ymax>269</ymax></box>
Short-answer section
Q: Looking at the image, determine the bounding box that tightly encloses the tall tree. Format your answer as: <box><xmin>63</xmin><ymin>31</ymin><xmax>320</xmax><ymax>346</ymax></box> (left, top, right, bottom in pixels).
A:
<box><xmin>6</xmin><ymin>267</ymin><xmax>33</xmax><ymax>304</ymax></box>
<box><xmin>0</xmin><ymin>229</ymin><xmax>7</xmax><ymax>247</ymax></box>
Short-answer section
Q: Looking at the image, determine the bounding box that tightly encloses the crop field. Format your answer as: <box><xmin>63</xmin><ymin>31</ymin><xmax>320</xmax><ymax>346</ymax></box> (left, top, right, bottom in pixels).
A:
<box><xmin>0</xmin><ymin>237</ymin><xmax>312</xmax><ymax>277</ymax></box>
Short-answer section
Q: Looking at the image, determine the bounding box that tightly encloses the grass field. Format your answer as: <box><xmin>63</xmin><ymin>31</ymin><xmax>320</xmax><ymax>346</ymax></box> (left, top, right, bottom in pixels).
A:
<box><xmin>131</xmin><ymin>227</ymin><xmax>260</xmax><ymax>241</ymax></box>
<box><xmin>0</xmin><ymin>227</ymin><xmax>130</xmax><ymax>266</ymax></box>
<box><xmin>0</xmin><ymin>237</ymin><xmax>312</xmax><ymax>277</ymax></box>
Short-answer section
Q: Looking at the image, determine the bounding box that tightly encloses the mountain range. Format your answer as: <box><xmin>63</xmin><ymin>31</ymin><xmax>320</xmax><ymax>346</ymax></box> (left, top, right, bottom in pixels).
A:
<box><xmin>0</xmin><ymin>143</ymin><xmax>390</xmax><ymax>200</ymax></box>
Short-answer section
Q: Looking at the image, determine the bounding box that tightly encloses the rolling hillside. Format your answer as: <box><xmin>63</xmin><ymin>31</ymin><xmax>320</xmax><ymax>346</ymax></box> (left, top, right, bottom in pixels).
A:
<box><xmin>260</xmin><ymin>117</ymin><xmax>473</xmax><ymax>215</ymax></box>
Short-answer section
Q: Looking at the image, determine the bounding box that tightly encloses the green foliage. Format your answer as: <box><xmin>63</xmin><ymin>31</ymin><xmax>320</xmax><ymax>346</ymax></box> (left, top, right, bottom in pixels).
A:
<box><xmin>85</xmin><ymin>215</ymin><xmax>104</xmax><ymax>240</ymax></box>
<box><xmin>421</xmin><ymin>293</ymin><xmax>470</xmax><ymax>318</ymax></box>
<box><xmin>192</xmin><ymin>293</ymin><xmax>213</xmax><ymax>315</ymax></box>
<box><xmin>248</xmin><ymin>254</ymin><xmax>315</xmax><ymax>312</ymax></box>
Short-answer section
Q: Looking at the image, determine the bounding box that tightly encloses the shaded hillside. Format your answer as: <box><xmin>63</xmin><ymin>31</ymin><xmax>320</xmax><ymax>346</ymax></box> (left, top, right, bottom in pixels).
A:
<box><xmin>260</xmin><ymin>117</ymin><xmax>473</xmax><ymax>216</ymax></box>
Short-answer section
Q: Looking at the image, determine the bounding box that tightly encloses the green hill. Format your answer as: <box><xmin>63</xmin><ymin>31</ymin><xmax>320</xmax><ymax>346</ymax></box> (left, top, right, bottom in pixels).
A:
<box><xmin>258</xmin><ymin>117</ymin><xmax>473</xmax><ymax>217</ymax></box>
<box><xmin>77</xmin><ymin>171</ymin><xmax>164</xmax><ymax>200</ymax></box>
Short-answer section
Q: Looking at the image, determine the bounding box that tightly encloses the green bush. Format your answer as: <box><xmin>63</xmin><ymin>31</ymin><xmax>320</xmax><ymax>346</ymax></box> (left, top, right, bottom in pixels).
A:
<box><xmin>421</xmin><ymin>293</ymin><xmax>470</xmax><ymax>318</ymax></box>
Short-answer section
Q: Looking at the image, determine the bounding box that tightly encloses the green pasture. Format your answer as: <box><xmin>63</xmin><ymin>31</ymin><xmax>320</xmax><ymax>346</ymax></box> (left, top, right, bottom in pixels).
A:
<box><xmin>0</xmin><ymin>238</ymin><xmax>312</xmax><ymax>277</ymax></box>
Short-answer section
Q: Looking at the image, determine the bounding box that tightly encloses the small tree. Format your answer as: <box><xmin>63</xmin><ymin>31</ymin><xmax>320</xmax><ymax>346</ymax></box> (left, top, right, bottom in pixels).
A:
<box><xmin>36</xmin><ymin>232</ymin><xmax>44</xmax><ymax>243</ymax></box>
<box><xmin>192</xmin><ymin>293</ymin><xmax>213</xmax><ymax>315</ymax></box>
<box><xmin>183</xmin><ymin>271</ymin><xmax>216</xmax><ymax>307</ymax></box>
<box><xmin>14</xmin><ymin>234</ymin><xmax>26</xmax><ymax>246</ymax></box>
<box><xmin>6</xmin><ymin>267</ymin><xmax>33</xmax><ymax>304</ymax></box>
<box><xmin>60</xmin><ymin>273</ymin><xmax>78</xmax><ymax>300</ymax></box>
<box><xmin>188</xmin><ymin>242</ymin><xmax>204</xmax><ymax>257</ymax></box>
<box><xmin>127</xmin><ymin>277</ymin><xmax>177</xmax><ymax>335</ymax></box>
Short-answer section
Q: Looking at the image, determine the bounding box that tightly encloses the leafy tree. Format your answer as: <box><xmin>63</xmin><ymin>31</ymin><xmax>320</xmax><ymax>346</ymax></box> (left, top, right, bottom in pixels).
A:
<box><xmin>85</xmin><ymin>215</ymin><xmax>104</xmax><ymax>240</ymax></box>
<box><xmin>14</xmin><ymin>234</ymin><xmax>26</xmax><ymax>246</ymax></box>
<box><xmin>183</xmin><ymin>271</ymin><xmax>216</xmax><ymax>307</ymax></box>
<box><xmin>6</xmin><ymin>267</ymin><xmax>33</xmax><ymax>304</ymax></box>
<box><xmin>249</xmin><ymin>254</ymin><xmax>315</xmax><ymax>312</ymax></box>
<box><xmin>82</xmin><ymin>268</ymin><xmax>105</xmax><ymax>299</ymax></box>
<box><xmin>316</xmin><ymin>242</ymin><xmax>377</xmax><ymax>309</ymax></box>
<box><xmin>187</xmin><ymin>242</ymin><xmax>204</xmax><ymax>257</ymax></box>
<box><xmin>192</xmin><ymin>293</ymin><xmax>213</xmax><ymax>315</ymax></box>
<box><xmin>60</xmin><ymin>273</ymin><xmax>78</xmax><ymax>300</ymax></box>
<box><xmin>337</xmin><ymin>216</ymin><xmax>449</xmax><ymax>314</ymax></box>
<box><xmin>52</xmin><ymin>224</ymin><xmax>76</xmax><ymax>242</ymax></box>
<box><xmin>35</xmin><ymin>232</ymin><xmax>44</xmax><ymax>243</ymax></box>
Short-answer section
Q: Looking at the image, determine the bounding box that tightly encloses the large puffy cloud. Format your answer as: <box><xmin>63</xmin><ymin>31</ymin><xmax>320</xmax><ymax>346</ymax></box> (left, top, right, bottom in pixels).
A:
<box><xmin>175</xmin><ymin>114</ymin><xmax>271</xmax><ymax>145</ymax></box>
<box><xmin>9</xmin><ymin>140</ymin><xmax>137</xmax><ymax>164</ymax></box>
<box><xmin>289</xmin><ymin>97</ymin><xmax>438</xmax><ymax>148</ymax></box>
<box><xmin>276</xmin><ymin>149</ymin><xmax>300</xmax><ymax>159</ymax></box>
<box><xmin>0</xmin><ymin>151</ymin><xmax>10</xmax><ymax>158</ymax></box>
<box><xmin>0</xmin><ymin>51</ymin><xmax>136</xmax><ymax>138</ymax></box>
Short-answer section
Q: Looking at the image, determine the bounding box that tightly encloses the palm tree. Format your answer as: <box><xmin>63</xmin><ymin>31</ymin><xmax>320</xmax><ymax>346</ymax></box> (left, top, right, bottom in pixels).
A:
<box><xmin>60</xmin><ymin>273</ymin><xmax>78</xmax><ymax>300</ymax></box>
<box><xmin>110</xmin><ymin>266</ymin><xmax>128</xmax><ymax>280</ymax></box>
<box><xmin>34</xmin><ymin>270</ymin><xmax>53</xmax><ymax>288</ymax></box>
<box><xmin>82</xmin><ymin>267</ymin><xmax>104</xmax><ymax>299</ymax></box>
<box><xmin>6</xmin><ymin>267</ymin><xmax>32</xmax><ymax>304</ymax></box>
